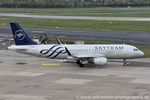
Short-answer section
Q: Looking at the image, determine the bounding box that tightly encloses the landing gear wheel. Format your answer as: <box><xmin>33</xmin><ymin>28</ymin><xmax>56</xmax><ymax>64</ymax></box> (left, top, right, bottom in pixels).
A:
<box><xmin>124</xmin><ymin>63</ymin><xmax>127</xmax><ymax>66</ymax></box>
<box><xmin>123</xmin><ymin>59</ymin><xmax>127</xmax><ymax>66</ymax></box>
<box><xmin>76</xmin><ymin>60</ymin><xmax>80</xmax><ymax>64</ymax></box>
<box><xmin>77</xmin><ymin>60</ymin><xmax>84</xmax><ymax>67</ymax></box>
<box><xmin>79</xmin><ymin>63</ymin><xmax>84</xmax><ymax>68</ymax></box>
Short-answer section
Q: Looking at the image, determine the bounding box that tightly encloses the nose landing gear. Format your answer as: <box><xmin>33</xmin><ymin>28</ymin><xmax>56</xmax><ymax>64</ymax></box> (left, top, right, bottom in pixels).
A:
<box><xmin>123</xmin><ymin>59</ymin><xmax>127</xmax><ymax>66</ymax></box>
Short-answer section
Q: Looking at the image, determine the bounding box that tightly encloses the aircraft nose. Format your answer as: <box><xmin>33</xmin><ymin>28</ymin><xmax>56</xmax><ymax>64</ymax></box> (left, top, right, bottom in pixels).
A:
<box><xmin>139</xmin><ymin>51</ymin><xmax>144</xmax><ymax>57</ymax></box>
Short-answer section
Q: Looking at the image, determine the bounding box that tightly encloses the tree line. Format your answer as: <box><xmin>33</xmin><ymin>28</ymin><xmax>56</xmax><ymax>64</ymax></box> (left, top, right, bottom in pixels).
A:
<box><xmin>0</xmin><ymin>0</ymin><xmax>150</xmax><ymax>8</ymax></box>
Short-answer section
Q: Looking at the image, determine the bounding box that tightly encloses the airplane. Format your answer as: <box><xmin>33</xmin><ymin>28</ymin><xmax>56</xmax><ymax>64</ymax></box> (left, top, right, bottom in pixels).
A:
<box><xmin>8</xmin><ymin>22</ymin><xmax>144</xmax><ymax>67</ymax></box>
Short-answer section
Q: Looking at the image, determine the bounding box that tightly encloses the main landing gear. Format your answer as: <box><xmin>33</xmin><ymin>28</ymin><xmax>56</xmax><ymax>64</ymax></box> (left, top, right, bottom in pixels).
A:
<box><xmin>76</xmin><ymin>60</ymin><xmax>84</xmax><ymax>68</ymax></box>
<box><xmin>123</xmin><ymin>59</ymin><xmax>127</xmax><ymax>66</ymax></box>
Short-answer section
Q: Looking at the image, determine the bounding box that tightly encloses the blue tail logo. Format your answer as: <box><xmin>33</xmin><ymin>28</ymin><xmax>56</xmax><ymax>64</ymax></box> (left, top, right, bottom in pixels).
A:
<box><xmin>10</xmin><ymin>22</ymin><xmax>37</xmax><ymax>45</ymax></box>
<box><xmin>14</xmin><ymin>30</ymin><xmax>25</xmax><ymax>40</ymax></box>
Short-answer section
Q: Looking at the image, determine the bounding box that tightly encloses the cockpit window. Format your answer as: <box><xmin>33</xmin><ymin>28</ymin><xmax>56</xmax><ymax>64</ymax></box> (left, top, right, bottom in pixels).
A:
<box><xmin>133</xmin><ymin>48</ymin><xmax>138</xmax><ymax>51</ymax></box>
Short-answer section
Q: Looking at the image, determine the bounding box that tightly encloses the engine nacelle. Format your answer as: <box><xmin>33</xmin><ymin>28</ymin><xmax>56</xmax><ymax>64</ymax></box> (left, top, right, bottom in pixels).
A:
<box><xmin>92</xmin><ymin>57</ymin><xmax>107</xmax><ymax>65</ymax></box>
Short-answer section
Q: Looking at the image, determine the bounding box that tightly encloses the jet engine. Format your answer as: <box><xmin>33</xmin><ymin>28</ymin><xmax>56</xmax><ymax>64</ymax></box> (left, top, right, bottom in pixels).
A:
<box><xmin>89</xmin><ymin>57</ymin><xmax>107</xmax><ymax>65</ymax></box>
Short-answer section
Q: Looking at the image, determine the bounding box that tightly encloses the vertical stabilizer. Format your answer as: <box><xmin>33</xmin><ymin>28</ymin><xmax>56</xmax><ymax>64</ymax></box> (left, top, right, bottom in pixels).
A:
<box><xmin>10</xmin><ymin>22</ymin><xmax>37</xmax><ymax>45</ymax></box>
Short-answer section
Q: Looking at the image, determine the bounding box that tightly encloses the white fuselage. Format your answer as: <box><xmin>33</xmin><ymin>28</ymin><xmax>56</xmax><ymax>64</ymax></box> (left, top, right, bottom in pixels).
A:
<box><xmin>8</xmin><ymin>44</ymin><xmax>144</xmax><ymax>59</ymax></box>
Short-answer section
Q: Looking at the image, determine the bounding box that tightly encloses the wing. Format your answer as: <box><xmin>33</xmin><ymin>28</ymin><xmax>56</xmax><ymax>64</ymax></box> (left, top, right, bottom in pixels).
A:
<box><xmin>73</xmin><ymin>53</ymin><xmax>105</xmax><ymax>58</ymax></box>
<box><xmin>65</xmin><ymin>47</ymin><xmax>107</xmax><ymax>66</ymax></box>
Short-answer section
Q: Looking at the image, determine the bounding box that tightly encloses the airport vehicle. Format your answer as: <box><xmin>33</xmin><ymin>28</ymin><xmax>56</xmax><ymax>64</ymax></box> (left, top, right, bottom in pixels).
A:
<box><xmin>8</xmin><ymin>23</ymin><xmax>144</xmax><ymax>67</ymax></box>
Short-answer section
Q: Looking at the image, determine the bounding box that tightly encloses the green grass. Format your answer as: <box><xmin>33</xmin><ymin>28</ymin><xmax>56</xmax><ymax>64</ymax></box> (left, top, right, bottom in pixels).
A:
<box><xmin>1</xmin><ymin>18</ymin><xmax>150</xmax><ymax>32</ymax></box>
<box><xmin>0</xmin><ymin>7</ymin><xmax>150</xmax><ymax>17</ymax></box>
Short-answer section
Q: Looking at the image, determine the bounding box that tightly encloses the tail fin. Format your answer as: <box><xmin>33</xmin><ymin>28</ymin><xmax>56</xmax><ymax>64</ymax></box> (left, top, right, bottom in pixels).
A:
<box><xmin>10</xmin><ymin>22</ymin><xmax>37</xmax><ymax>45</ymax></box>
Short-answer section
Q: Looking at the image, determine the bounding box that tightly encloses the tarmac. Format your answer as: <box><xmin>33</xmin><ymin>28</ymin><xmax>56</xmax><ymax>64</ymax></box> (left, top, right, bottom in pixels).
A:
<box><xmin>0</xmin><ymin>50</ymin><xmax>150</xmax><ymax>100</ymax></box>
